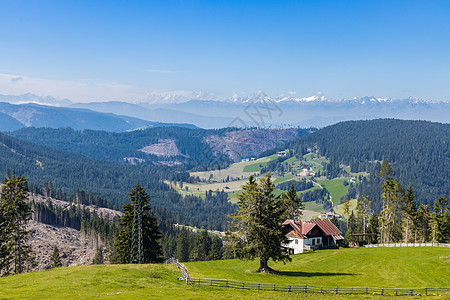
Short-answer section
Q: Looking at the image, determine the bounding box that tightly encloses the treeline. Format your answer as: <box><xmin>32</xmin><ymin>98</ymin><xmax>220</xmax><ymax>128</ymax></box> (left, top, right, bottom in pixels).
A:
<box><xmin>161</xmin><ymin>227</ymin><xmax>228</xmax><ymax>262</ymax></box>
<box><xmin>0</xmin><ymin>132</ymin><xmax>236</xmax><ymax>230</ymax></box>
<box><xmin>279</xmin><ymin>119</ymin><xmax>449</xmax><ymax>209</ymax></box>
<box><xmin>276</xmin><ymin>179</ymin><xmax>313</xmax><ymax>191</ymax></box>
<box><xmin>343</xmin><ymin>160</ymin><xmax>450</xmax><ymax>245</ymax></box>
<box><xmin>31</xmin><ymin>200</ymin><xmax>119</xmax><ymax>248</ymax></box>
<box><xmin>9</xmin><ymin>126</ymin><xmax>236</xmax><ymax>169</ymax></box>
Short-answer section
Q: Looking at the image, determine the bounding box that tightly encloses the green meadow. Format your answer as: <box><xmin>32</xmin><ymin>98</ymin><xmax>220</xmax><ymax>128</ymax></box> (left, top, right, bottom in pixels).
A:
<box><xmin>0</xmin><ymin>247</ymin><xmax>448</xmax><ymax>299</ymax></box>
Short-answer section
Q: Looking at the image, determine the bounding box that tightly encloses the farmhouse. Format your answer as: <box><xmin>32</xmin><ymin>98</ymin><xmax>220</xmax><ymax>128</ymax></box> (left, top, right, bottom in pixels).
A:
<box><xmin>282</xmin><ymin>219</ymin><xmax>344</xmax><ymax>254</ymax></box>
<box><xmin>277</xmin><ymin>151</ymin><xmax>286</xmax><ymax>156</ymax></box>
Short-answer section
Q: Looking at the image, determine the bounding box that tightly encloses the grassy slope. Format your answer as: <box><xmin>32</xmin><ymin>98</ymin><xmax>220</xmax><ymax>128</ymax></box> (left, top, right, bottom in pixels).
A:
<box><xmin>0</xmin><ymin>248</ymin><xmax>448</xmax><ymax>299</ymax></box>
<box><xmin>186</xmin><ymin>247</ymin><xmax>450</xmax><ymax>289</ymax></box>
<box><xmin>319</xmin><ymin>178</ymin><xmax>350</xmax><ymax>206</ymax></box>
<box><xmin>334</xmin><ymin>198</ymin><xmax>358</xmax><ymax>216</ymax></box>
<box><xmin>0</xmin><ymin>265</ymin><xmax>424</xmax><ymax>300</ymax></box>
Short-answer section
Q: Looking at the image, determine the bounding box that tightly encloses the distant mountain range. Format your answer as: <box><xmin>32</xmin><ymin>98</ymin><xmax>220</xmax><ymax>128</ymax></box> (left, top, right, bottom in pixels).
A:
<box><xmin>0</xmin><ymin>93</ymin><xmax>448</xmax><ymax>130</ymax></box>
<box><xmin>0</xmin><ymin>101</ymin><xmax>197</xmax><ymax>132</ymax></box>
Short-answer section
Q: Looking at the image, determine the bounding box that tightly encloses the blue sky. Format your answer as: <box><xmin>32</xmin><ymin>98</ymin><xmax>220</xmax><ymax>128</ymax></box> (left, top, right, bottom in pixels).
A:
<box><xmin>0</xmin><ymin>0</ymin><xmax>449</xmax><ymax>102</ymax></box>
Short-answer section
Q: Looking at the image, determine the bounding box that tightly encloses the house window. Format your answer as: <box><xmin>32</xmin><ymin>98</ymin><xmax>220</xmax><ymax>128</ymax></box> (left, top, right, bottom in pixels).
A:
<box><xmin>295</xmin><ymin>239</ymin><xmax>298</xmax><ymax>245</ymax></box>
<box><xmin>312</xmin><ymin>239</ymin><xmax>315</xmax><ymax>246</ymax></box>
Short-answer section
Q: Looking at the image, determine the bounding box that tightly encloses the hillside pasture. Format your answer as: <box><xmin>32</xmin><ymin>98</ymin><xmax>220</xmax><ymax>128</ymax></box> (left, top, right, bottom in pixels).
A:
<box><xmin>1</xmin><ymin>248</ymin><xmax>448</xmax><ymax>299</ymax></box>
<box><xmin>186</xmin><ymin>247</ymin><xmax>450</xmax><ymax>289</ymax></box>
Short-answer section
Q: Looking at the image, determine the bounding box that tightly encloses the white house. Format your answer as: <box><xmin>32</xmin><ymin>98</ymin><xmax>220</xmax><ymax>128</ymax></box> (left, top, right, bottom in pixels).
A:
<box><xmin>282</xmin><ymin>219</ymin><xmax>344</xmax><ymax>254</ymax></box>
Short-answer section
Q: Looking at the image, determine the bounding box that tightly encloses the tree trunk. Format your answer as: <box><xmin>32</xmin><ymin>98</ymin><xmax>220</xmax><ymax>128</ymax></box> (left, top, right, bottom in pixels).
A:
<box><xmin>259</xmin><ymin>258</ymin><xmax>268</xmax><ymax>273</ymax></box>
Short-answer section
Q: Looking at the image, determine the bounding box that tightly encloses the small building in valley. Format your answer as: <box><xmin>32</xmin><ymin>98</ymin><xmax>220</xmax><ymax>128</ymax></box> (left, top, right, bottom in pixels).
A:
<box><xmin>282</xmin><ymin>219</ymin><xmax>344</xmax><ymax>254</ymax></box>
<box><xmin>277</xmin><ymin>151</ymin><xmax>286</xmax><ymax>156</ymax></box>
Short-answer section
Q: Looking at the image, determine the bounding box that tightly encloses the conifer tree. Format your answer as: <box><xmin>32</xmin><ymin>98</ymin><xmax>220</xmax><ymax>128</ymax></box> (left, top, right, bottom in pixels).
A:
<box><xmin>281</xmin><ymin>183</ymin><xmax>304</xmax><ymax>221</ymax></box>
<box><xmin>356</xmin><ymin>196</ymin><xmax>371</xmax><ymax>239</ymax></box>
<box><xmin>342</xmin><ymin>196</ymin><xmax>351</xmax><ymax>231</ymax></box>
<box><xmin>433</xmin><ymin>196</ymin><xmax>449</xmax><ymax>243</ymax></box>
<box><xmin>0</xmin><ymin>172</ymin><xmax>34</xmax><ymax>275</ymax></box>
<box><xmin>112</xmin><ymin>183</ymin><xmax>162</xmax><ymax>264</ymax></box>
<box><xmin>51</xmin><ymin>245</ymin><xmax>62</xmax><ymax>268</ymax></box>
<box><xmin>175</xmin><ymin>228</ymin><xmax>189</xmax><ymax>262</ymax></box>
<box><xmin>378</xmin><ymin>160</ymin><xmax>404</xmax><ymax>243</ymax></box>
<box><xmin>228</xmin><ymin>174</ymin><xmax>290</xmax><ymax>273</ymax></box>
<box><xmin>402</xmin><ymin>184</ymin><xmax>417</xmax><ymax>243</ymax></box>
<box><xmin>417</xmin><ymin>204</ymin><xmax>430</xmax><ymax>243</ymax></box>
<box><xmin>92</xmin><ymin>246</ymin><xmax>104</xmax><ymax>264</ymax></box>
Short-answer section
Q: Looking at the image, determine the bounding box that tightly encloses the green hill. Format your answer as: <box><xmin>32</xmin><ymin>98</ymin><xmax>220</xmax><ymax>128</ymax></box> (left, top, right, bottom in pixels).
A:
<box><xmin>264</xmin><ymin>119</ymin><xmax>449</xmax><ymax>210</ymax></box>
<box><xmin>186</xmin><ymin>247</ymin><xmax>449</xmax><ymax>288</ymax></box>
<box><xmin>0</xmin><ymin>247</ymin><xmax>447</xmax><ymax>299</ymax></box>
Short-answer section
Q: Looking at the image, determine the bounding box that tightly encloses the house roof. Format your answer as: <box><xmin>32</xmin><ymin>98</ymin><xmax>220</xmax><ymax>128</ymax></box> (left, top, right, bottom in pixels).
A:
<box><xmin>305</xmin><ymin>219</ymin><xmax>344</xmax><ymax>240</ymax></box>
<box><xmin>283</xmin><ymin>219</ymin><xmax>344</xmax><ymax>240</ymax></box>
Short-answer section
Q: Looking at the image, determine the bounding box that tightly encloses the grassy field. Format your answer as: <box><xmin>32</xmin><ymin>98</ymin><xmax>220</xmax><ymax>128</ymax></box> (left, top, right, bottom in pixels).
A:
<box><xmin>334</xmin><ymin>198</ymin><xmax>358</xmax><ymax>216</ymax></box>
<box><xmin>318</xmin><ymin>178</ymin><xmax>350</xmax><ymax>206</ymax></box>
<box><xmin>186</xmin><ymin>247</ymin><xmax>450</xmax><ymax>289</ymax></box>
<box><xmin>1</xmin><ymin>248</ymin><xmax>447</xmax><ymax>299</ymax></box>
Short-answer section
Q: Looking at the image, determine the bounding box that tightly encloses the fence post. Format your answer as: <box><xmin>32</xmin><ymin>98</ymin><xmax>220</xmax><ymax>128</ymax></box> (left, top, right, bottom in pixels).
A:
<box><xmin>336</xmin><ymin>286</ymin><xmax>338</xmax><ymax>294</ymax></box>
<box><xmin>410</xmin><ymin>289</ymin><xmax>413</xmax><ymax>296</ymax></box>
<box><xmin>273</xmin><ymin>284</ymin><xmax>276</xmax><ymax>291</ymax></box>
<box><xmin>425</xmin><ymin>287</ymin><xmax>427</xmax><ymax>296</ymax></box>
<box><xmin>437</xmin><ymin>287</ymin><xmax>439</xmax><ymax>296</ymax></box>
<box><xmin>258</xmin><ymin>283</ymin><xmax>260</xmax><ymax>290</ymax></box>
<box><xmin>381</xmin><ymin>288</ymin><xmax>384</xmax><ymax>295</ymax></box>
<box><xmin>288</xmin><ymin>285</ymin><xmax>291</xmax><ymax>292</ymax></box>
<box><xmin>366</xmin><ymin>287</ymin><xmax>368</xmax><ymax>294</ymax></box>
<box><xmin>304</xmin><ymin>284</ymin><xmax>307</xmax><ymax>293</ymax></box>
<box><xmin>242</xmin><ymin>282</ymin><xmax>245</xmax><ymax>289</ymax></box>
<box><xmin>320</xmin><ymin>286</ymin><xmax>323</xmax><ymax>293</ymax></box>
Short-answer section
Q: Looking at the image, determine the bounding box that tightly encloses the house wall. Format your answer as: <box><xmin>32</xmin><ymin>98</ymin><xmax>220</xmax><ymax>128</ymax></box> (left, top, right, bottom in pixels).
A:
<box><xmin>285</xmin><ymin>237</ymin><xmax>304</xmax><ymax>254</ymax></box>
<box><xmin>304</xmin><ymin>237</ymin><xmax>322</xmax><ymax>247</ymax></box>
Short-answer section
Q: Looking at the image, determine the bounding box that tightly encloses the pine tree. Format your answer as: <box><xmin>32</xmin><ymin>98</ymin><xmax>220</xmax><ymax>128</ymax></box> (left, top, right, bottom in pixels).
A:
<box><xmin>366</xmin><ymin>213</ymin><xmax>379</xmax><ymax>244</ymax></box>
<box><xmin>0</xmin><ymin>172</ymin><xmax>34</xmax><ymax>275</ymax></box>
<box><xmin>175</xmin><ymin>228</ymin><xmax>189</xmax><ymax>262</ymax></box>
<box><xmin>228</xmin><ymin>174</ymin><xmax>290</xmax><ymax>273</ymax></box>
<box><xmin>342</xmin><ymin>196</ymin><xmax>351</xmax><ymax>232</ymax></box>
<box><xmin>433</xmin><ymin>196</ymin><xmax>449</xmax><ymax>243</ymax></box>
<box><xmin>190</xmin><ymin>230</ymin><xmax>211</xmax><ymax>261</ymax></box>
<box><xmin>51</xmin><ymin>245</ymin><xmax>62</xmax><ymax>268</ymax></box>
<box><xmin>92</xmin><ymin>246</ymin><xmax>104</xmax><ymax>264</ymax></box>
<box><xmin>417</xmin><ymin>204</ymin><xmax>430</xmax><ymax>243</ymax></box>
<box><xmin>112</xmin><ymin>183</ymin><xmax>162</xmax><ymax>264</ymax></box>
<box><xmin>378</xmin><ymin>159</ymin><xmax>404</xmax><ymax>243</ymax></box>
<box><xmin>402</xmin><ymin>184</ymin><xmax>417</xmax><ymax>243</ymax></box>
<box><xmin>281</xmin><ymin>183</ymin><xmax>304</xmax><ymax>221</ymax></box>
<box><xmin>356</xmin><ymin>196</ymin><xmax>371</xmax><ymax>239</ymax></box>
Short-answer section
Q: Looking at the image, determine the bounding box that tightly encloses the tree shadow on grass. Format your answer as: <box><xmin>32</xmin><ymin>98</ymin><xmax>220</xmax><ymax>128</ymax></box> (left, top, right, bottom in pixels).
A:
<box><xmin>277</xmin><ymin>271</ymin><xmax>355</xmax><ymax>277</ymax></box>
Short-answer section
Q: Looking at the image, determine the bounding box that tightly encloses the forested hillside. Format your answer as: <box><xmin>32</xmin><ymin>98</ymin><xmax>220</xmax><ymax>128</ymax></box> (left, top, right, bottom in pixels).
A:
<box><xmin>0</xmin><ymin>132</ymin><xmax>235</xmax><ymax>230</ymax></box>
<box><xmin>280</xmin><ymin>119</ymin><xmax>449</xmax><ymax>210</ymax></box>
<box><xmin>9</xmin><ymin>127</ymin><xmax>309</xmax><ymax>169</ymax></box>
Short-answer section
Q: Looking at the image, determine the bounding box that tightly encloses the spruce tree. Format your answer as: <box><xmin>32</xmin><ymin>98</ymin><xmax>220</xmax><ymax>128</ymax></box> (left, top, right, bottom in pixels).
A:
<box><xmin>402</xmin><ymin>184</ymin><xmax>417</xmax><ymax>243</ymax></box>
<box><xmin>0</xmin><ymin>172</ymin><xmax>34</xmax><ymax>275</ymax></box>
<box><xmin>92</xmin><ymin>246</ymin><xmax>104</xmax><ymax>264</ymax></box>
<box><xmin>175</xmin><ymin>228</ymin><xmax>189</xmax><ymax>262</ymax></box>
<box><xmin>417</xmin><ymin>204</ymin><xmax>430</xmax><ymax>243</ymax></box>
<box><xmin>228</xmin><ymin>174</ymin><xmax>290</xmax><ymax>273</ymax></box>
<box><xmin>433</xmin><ymin>196</ymin><xmax>449</xmax><ymax>243</ymax></box>
<box><xmin>281</xmin><ymin>183</ymin><xmax>304</xmax><ymax>221</ymax></box>
<box><xmin>51</xmin><ymin>245</ymin><xmax>62</xmax><ymax>268</ymax></box>
<box><xmin>112</xmin><ymin>183</ymin><xmax>162</xmax><ymax>264</ymax></box>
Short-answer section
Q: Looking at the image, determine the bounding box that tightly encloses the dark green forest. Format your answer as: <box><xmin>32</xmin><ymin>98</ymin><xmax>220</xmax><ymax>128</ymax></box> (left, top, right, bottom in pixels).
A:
<box><xmin>9</xmin><ymin>126</ymin><xmax>232</xmax><ymax>170</ymax></box>
<box><xmin>0</xmin><ymin>132</ymin><xmax>235</xmax><ymax>230</ymax></box>
<box><xmin>278</xmin><ymin>119</ymin><xmax>449</xmax><ymax>210</ymax></box>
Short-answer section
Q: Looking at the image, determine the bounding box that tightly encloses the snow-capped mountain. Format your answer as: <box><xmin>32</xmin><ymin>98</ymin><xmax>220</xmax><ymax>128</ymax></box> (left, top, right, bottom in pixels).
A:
<box><xmin>0</xmin><ymin>93</ymin><xmax>448</xmax><ymax>130</ymax></box>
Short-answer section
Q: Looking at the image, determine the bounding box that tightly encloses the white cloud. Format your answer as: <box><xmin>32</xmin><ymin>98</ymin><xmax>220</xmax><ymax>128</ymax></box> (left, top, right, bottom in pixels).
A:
<box><xmin>146</xmin><ymin>69</ymin><xmax>174</xmax><ymax>74</ymax></box>
<box><xmin>0</xmin><ymin>73</ymin><xmax>195</xmax><ymax>104</ymax></box>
